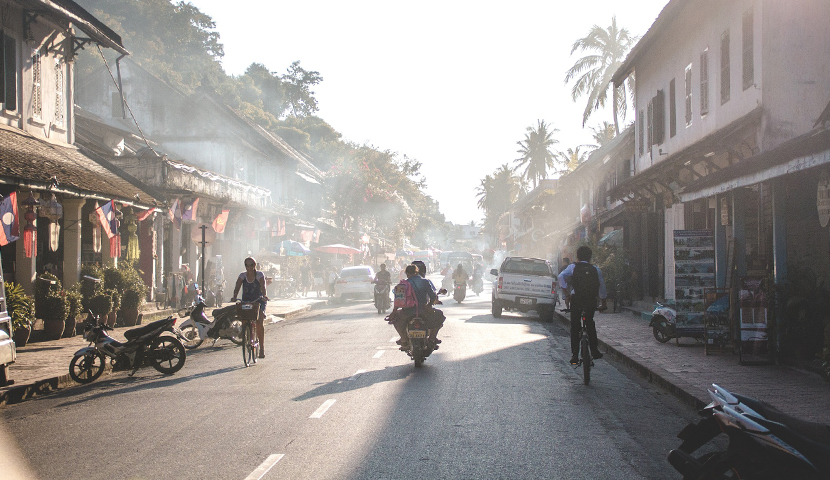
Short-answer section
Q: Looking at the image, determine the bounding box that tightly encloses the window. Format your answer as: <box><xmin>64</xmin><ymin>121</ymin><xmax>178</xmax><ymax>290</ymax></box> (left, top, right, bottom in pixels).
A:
<box><xmin>669</xmin><ymin>78</ymin><xmax>677</xmax><ymax>138</ymax></box>
<box><xmin>647</xmin><ymin>99</ymin><xmax>653</xmax><ymax>148</ymax></box>
<box><xmin>653</xmin><ymin>89</ymin><xmax>665</xmax><ymax>145</ymax></box>
<box><xmin>742</xmin><ymin>9</ymin><xmax>754</xmax><ymax>90</ymax></box>
<box><xmin>700</xmin><ymin>49</ymin><xmax>709</xmax><ymax>115</ymax></box>
<box><xmin>54</xmin><ymin>58</ymin><xmax>64</xmax><ymax>127</ymax></box>
<box><xmin>32</xmin><ymin>52</ymin><xmax>41</xmax><ymax>120</ymax></box>
<box><xmin>685</xmin><ymin>64</ymin><xmax>693</xmax><ymax>126</ymax></box>
<box><xmin>0</xmin><ymin>32</ymin><xmax>17</xmax><ymax>111</ymax></box>
<box><xmin>638</xmin><ymin>109</ymin><xmax>644</xmax><ymax>156</ymax></box>
<box><xmin>721</xmin><ymin>30</ymin><xmax>730</xmax><ymax>104</ymax></box>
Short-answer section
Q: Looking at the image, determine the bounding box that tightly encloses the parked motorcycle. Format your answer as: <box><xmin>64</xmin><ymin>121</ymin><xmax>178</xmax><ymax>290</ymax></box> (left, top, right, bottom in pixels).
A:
<box><xmin>69</xmin><ymin>313</ymin><xmax>187</xmax><ymax>384</ymax></box>
<box><xmin>650</xmin><ymin>302</ymin><xmax>677</xmax><ymax>343</ymax></box>
<box><xmin>202</xmin><ymin>284</ymin><xmax>224</xmax><ymax>308</ymax></box>
<box><xmin>177</xmin><ymin>297</ymin><xmax>243</xmax><ymax>349</ymax></box>
<box><xmin>471</xmin><ymin>275</ymin><xmax>484</xmax><ymax>296</ymax></box>
<box><xmin>453</xmin><ymin>281</ymin><xmax>467</xmax><ymax>303</ymax></box>
<box><xmin>401</xmin><ymin>316</ymin><xmax>437</xmax><ymax>367</ymax></box>
<box><xmin>668</xmin><ymin>384</ymin><xmax>830</xmax><ymax>479</ymax></box>
<box><xmin>374</xmin><ymin>282</ymin><xmax>391</xmax><ymax>314</ymax></box>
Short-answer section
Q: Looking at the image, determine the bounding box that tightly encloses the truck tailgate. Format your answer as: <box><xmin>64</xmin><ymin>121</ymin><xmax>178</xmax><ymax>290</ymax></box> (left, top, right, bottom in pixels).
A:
<box><xmin>500</xmin><ymin>275</ymin><xmax>554</xmax><ymax>297</ymax></box>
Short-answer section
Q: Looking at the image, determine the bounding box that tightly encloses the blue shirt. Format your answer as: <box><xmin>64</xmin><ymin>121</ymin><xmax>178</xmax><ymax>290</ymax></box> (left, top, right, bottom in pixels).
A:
<box><xmin>407</xmin><ymin>275</ymin><xmax>437</xmax><ymax>307</ymax></box>
<box><xmin>558</xmin><ymin>262</ymin><xmax>607</xmax><ymax>299</ymax></box>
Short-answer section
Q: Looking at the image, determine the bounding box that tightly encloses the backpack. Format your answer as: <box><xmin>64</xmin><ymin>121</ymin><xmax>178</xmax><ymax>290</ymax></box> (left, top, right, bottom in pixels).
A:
<box><xmin>571</xmin><ymin>262</ymin><xmax>600</xmax><ymax>307</ymax></box>
<box><xmin>393</xmin><ymin>280</ymin><xmax>418</xmax><ymax>310</ymax></box>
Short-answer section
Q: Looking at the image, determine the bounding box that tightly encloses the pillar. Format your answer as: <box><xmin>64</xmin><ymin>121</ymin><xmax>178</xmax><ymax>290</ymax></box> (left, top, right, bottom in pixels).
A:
<box><xmin>771</xmin><ymin>178</ymin><xmax>788</xmax><ymax>360</ymax></box>
<box><xmin>732</xmin><ymin>190</ymin><xmax>747</xmax><ymax>279</ymax></box>
<box><xmin>61</xmin><ymin>198</ymin><xmax>85</xmax><ymax>289</ymax></box>
<box><xmin>715</xmin><ymin>195</ymin><xmax>728</xmax><ymax>288</ymax></box>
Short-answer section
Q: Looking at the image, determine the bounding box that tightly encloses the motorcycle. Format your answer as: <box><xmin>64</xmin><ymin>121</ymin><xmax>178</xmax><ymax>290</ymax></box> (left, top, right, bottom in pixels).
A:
<box><xmin>668</xmin><ymin>384</ymin><xmax>830</xmax><ymax>479</ymax></box>
<box><xmin>202</xmin><ymin>283</ymin><xmax>224</xmax><ymax>308</ymax></box>
<box><xmin>441</xmin><ymin>274</ymin><xmax>453</xmax><ymax>295</ymax></box>
<box><xmin>453</xmin><ymin>281</ymin><xmax>467</xmax><ymax>303</ymax></box>
<box><xmin>177</xmin><ymin>296</ymin><xmax>244</xmax><ymax>349</ymax></box>
<box><xmin>401</xmin><ymin>315</ymin><xmax>437</xmax><ymax>367</ymax></box>
<box><xmin>373</xmin><ymin>282</ymin><xmax>391</xmax><ymax>314</ymax></box>
<box><xmin>69</xmin><ymin>313</ymin><xmax>187</xmax><ymax>384</ymax></box>
<box><xmin>471</xmin><ymin>274</ymin><xmax>484</xmax><ymax>296</ymax></box>
<box><xmin>650</xmin><ymin>302</ymin><xmax>677</xmax><ymax>343</ymax></box>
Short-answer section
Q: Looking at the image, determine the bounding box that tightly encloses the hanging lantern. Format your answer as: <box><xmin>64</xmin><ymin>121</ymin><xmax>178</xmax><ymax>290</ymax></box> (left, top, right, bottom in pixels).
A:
<box><xmin>42</xmin><ymin>194</ymin><xmax>63</xmax><ymax>252</ymax></box>
<box><xmin>109</xmin><ymin>203</ymin><xmax>122</xmax><ymax>258</ymax></box>
<box><xmin>89</xmin><ymin>203</ymin><xmax>101</xmax><ymax>253</ymax></box>
<box><xmin>21</xmin><ymin>192</ymin><xmax>39</xmax><ymax>258</ymax></box>
<box><xmin>125</xmin><ymin>211</ymin><xmax>139</xmax><ymax>263</ymax></box>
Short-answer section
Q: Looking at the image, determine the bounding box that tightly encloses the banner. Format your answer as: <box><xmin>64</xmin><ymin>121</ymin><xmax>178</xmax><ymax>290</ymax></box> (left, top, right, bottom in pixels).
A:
<box><xmin>137</xmin><ymin>207</ymin><xmax>154</xmax><ymax>222</ymax></box>
<box><xmin>212</xmin><ymin>209</ymin><xmax>229</xmax><ymax>233</ymax></box>
<box><xmin>169</xmin><ymin>198</ymin><xmax>181</xmax><ymax>230</ymax></box>
<box><xmin>96</xmin><ymin>200</ymin><xmax>118</xmax><ymax>239</ymax></box>
<box><xmin>181</xmin><ymin>198</ymin><xmax>199</xmax><ymax>222</ymax></box>
<box><xmin>0</xmin><ymin>191</ymin><xmax>19</xmax><ymax>246</ymax></box>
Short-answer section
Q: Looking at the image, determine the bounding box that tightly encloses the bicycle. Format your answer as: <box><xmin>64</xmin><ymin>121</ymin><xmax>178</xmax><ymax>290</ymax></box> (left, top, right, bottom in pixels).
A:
<box><xmin>575</xmin><ymin>305</ymin><xmax>606</xmax><ymax>385</ymax></box>
<box><xmin>236</xmin><ymin>299</ymin><xmax>261</xmax><ymax>367</ymax></box>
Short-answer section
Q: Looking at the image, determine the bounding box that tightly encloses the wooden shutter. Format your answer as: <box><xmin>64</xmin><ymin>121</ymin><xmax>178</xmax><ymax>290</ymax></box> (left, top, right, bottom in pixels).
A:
<box><xmin>653</xmin><ymin>89</ymin><xmax>665</xmax><ymax>145</ymax></box>
<box><xmin>3</xmin><ymin>34</ymin><xmax>15</xmax><ymax>111</ymax></box>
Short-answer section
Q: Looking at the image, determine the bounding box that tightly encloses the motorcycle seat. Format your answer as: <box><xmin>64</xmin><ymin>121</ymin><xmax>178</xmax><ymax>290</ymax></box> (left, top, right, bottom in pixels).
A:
<box><xmin>124</xmin><ymin>318</ymin><xmax>172</xmax><ymax>340</ymax></box>
<box><xmin>735</xmin><ymin>394</ymin><xmax>830</xmax><ymax>445</ymax></box>
<box><xmin>212</xmin><ymin>304</ymin><xmax>236</xmax><ymax>318</ymax></box>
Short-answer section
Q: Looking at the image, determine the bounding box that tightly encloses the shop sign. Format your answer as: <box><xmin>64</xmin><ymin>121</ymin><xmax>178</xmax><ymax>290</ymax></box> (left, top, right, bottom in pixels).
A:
<box><xmin>818</xmin><ymin>171</ymin><xmax>830</xmax><ymax>228</ymax></box>
<box><xmin>720</xmin><ymin>197</ymin><xmax>730</xmax><ymax>226</ymax></box>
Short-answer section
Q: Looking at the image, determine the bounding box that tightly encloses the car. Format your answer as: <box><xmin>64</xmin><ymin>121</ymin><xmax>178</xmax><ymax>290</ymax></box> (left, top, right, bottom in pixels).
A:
<box><xmin>490</xmin><ymin>256</ymin><xmax>557</xmax><ymax>322</ymax></box>
<box><xmin>333</xmin><ymin>266</ymin><xmax>375</xmax><ymax>302</ymax></box>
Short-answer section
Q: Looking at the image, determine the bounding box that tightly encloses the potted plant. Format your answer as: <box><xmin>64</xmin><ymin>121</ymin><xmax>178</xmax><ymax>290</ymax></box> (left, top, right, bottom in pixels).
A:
<box><xmin>79</xmin><ymin>264</ymin><xmax>104</xmax><ymax>313</ymax></box>
<box><xmin>64</xmin><ymin>286</ymin><xmax>83</xmax><ymax>338</ymax></box>
<box><xmin>89</xmin><ymin>293</ymin><xmax>112</xmax><ymax>323</ymax></box>
<box><xmin>40</xmin><ymin>292</ymin><xmax>69</xmax><ymax>341</ymax></box>
<box><xmin>119</xmin><ymin>264</ymin><xmax>146</xmax><ymax>326</ymax></box>
<box><xmin>106</xmin><ymin>289</ymin><xmax>121</xmax><ymax>328</ymax></box>
<box><xmin>5</xmin><ymin>282</ymin><xmax>35</xmax><ymax>347</ymax></box>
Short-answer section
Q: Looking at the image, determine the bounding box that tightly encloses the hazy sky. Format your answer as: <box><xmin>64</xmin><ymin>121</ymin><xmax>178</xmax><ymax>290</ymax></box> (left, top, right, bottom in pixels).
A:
<box><xmin>187</xmin><ymin>0</ymin><xmax>669</xmax><ymax>225</ymax></box>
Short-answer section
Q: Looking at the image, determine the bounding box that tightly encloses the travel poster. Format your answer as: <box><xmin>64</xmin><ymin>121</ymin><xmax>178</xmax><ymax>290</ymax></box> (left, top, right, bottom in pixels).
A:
<box><xmin>673</xmin><ymin>230</ymin><xmax>715</xmax><ymax>338</ymax></box>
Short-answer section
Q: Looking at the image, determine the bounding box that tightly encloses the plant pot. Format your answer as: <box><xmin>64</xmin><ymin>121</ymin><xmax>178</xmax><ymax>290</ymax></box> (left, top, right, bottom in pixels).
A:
<box><xmin>43</xmin><ymin>319</ymin><xmax>65</xmax><ymax>341</ymax></box>
<box><xmin>106</xmin><ymin>311</ymin><xmax>117</xmax><ymax>328</ymax></box>
<box><xmin>121</xmin><ymin>308</ymin><xmax>139</xmax><ymax>327</ymax></box>
<box><xmin>12</xmin><ymin>326</ymin><xmax>31</xmax><ymax>347</ymax></box>
<box><xmin>62</xmin><ymin>315</ymin><xmax>79</xmax><ymax>338</ymax></box>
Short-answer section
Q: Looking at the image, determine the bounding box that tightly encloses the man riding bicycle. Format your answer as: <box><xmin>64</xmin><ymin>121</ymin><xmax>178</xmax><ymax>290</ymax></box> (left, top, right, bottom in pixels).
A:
<box><xmin>558</xmin><ymin>246</ymin><xmax>607</xmax><ymax>365</ymax></box>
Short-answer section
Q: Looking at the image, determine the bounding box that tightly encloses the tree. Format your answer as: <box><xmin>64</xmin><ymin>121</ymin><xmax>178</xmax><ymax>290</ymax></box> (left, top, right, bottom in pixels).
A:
<box><xmin>514</xmin><ymin>120</ymin><xmax>559</xmax><ymax>189</ymax></box>
<box><xmin>557</xmin><ymin>146</ymin><xmax>591</xmax><ymax>173</ymax></box>
<box><xmin>282</xmin><ymin>61</ymin><xmax>323</xmax><ymax>117</ymax></box>
<box><xmin>476</xmin><ymin>164</ymin><xmax>524</xmax><ymax>232</ymax></box>
<box><xmin>590</xmin><ymin>121</ymin><xmax>617</xmax><ymax>147</ymax></box>
<box><xmin>564</xmin><ymin>16</ymin><xmax>637</xmax><ymax>134</ymax></box>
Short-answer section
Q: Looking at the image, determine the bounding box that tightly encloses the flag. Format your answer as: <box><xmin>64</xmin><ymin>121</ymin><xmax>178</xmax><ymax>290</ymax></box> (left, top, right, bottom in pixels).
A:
<box><xmin>168</xmin><ymin>198</ymin><xmax>181</xmax><ymax>229</ymax></box>
<box><xmin>275</xmin><ymin>217</ymin><xmax>285</xmax><ymax>236</ymax></box>
<box><xmin>181</xmin><ymin>198</ymin><xmax>199</xmax><ymax>222</ymax></box>
<box><xmin>312</xmin><ymin>229</ymin><xmax>321</xmax><ymax>243</ymax></box>
<box><xmin>299</xmin><ymin>229</ymin><xmax>313</xmax><ymax>242</ymax></box>
<box><xmin>137</xmin><ymin>207</ymin><xmax>154</xmax><ymax>222</ymax></box>
<box><xmin>96</xmin><ymin>200</ymin><xmax>118</xmax><ymax>239</ymax></box>
<box><xmin>0</xmin><ymin>191</ymin><xmax>19</xmax><ymax>246</ymax></box>
<box><xmin>212</xmin><ymin>209</ymin><xmax>229</xmax><ymax>233</ymax></box>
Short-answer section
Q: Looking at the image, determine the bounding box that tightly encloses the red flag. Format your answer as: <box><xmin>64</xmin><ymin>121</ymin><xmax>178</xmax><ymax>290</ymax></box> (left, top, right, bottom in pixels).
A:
<box><xmin>137</xmin><ymin>208</ymin><xmax>154</xmax><ymax>222</ymax></box>
<box><xmin>212</xmin><ymin>209</ymin><xmax>229</xmax><ymax>233</ymax></box>
<box><xmin>276</xmin><ymin>217</ymin><xmax>285</xmax><ymax>236</ymax></box>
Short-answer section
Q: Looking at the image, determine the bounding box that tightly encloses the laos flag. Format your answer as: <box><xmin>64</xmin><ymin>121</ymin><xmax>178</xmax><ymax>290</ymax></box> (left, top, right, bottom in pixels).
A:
<box><xmin>96</xmin><ymin>200</ymin><xmax>118</xmax><ymax>239</ymax></box>
<box><xmin>0</xmin><ymin>191</ymin><xmax>19</xmax><ymax>246</ymax></box>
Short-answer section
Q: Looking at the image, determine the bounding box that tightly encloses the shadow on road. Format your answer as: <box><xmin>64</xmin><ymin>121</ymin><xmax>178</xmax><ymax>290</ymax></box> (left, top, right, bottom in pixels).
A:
<box><xmin>292</xmin><ymin>364</ymin><xmax>417</xmax><ymax>402</ymax></box>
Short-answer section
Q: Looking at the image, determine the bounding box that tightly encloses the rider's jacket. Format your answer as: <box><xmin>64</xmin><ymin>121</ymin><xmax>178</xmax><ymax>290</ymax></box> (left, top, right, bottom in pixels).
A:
<box><xmin>453</xmin><ymin>269</ymin><xmax>468</xmax><ymax>283</ymax></box>
<box><xmin>374</xmin><ymin>270</ymin><xmax>392</xmax><ymax>284</ymax></box>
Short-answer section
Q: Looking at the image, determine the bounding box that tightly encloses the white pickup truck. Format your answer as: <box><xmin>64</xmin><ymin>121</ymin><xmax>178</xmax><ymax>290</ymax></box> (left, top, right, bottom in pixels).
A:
<box><xmin>490</xmin><ymin>257</ymin><xmax>557</xmax><ymax>322</ymax></box>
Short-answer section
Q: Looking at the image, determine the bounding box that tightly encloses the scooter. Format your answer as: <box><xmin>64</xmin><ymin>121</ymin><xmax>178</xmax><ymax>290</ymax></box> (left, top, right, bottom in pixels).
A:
<box><xmin>441</xmin><ymin>275</ymin><xmax>453</xmax><ymax>295</ymax></box>
<box><xmin>668</xmin><ymin>384</ymin><xmax>830</xmax><ymax>479</ymax></box>
<box><xmin>471</xmin><ymin>274</ymin><xmax>484</xmax><ymax>296</ymax></box>
<box><xmin>177</xmin><ymin>296</ymin><xmax>244</xmax><ymax>349</ymax></box>
<box><xmin>649</xmin><ymin>302</ymin><xmax>677</xmax><ymax>343</ymax></box>
<box><xmin>453</xmin><ymin>281</ymin><xmax>467</xmax><ymax>303</ymax></box>
<box><xmin>69</xmin><ymin>313</ymin><xmax>187</xmax><ymax>384</ymax></box>
<box><xmin>401</xmin><ymin>315</ymin><xmax>437</xmax><ymax>367</ymax></box>
<box><xmin>373</xmin><ymin>282</ymin><xmax>391</xmax><ymax>314</ymax></box>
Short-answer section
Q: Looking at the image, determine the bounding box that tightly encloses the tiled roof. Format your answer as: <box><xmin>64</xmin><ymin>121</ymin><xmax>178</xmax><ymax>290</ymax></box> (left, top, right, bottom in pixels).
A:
<box><xmin>0</xmin><ymin>126</ymin><xmax>157</xmax><ymax>206</ymax></box>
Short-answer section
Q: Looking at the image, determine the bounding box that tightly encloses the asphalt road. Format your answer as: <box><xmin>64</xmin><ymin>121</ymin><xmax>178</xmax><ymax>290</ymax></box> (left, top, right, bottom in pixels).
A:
<box><xmin>1</xmin><ymin>280</ymin><xmax>697</xmax><ymax>479</ymax></box>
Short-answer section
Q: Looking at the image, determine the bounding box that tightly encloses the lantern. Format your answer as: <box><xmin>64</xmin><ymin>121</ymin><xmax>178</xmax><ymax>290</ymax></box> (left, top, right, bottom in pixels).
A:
<box><xmin>42</xmin><ymin>194</ymin><xmax>63</xmax><ymax>252</ymax></box>
<box><xmin>21</xmin><ymin>192</ymin><xmax>38</xmax><ymax>258</ymax></box>
<box><xmin>109</xmin><ymin>203</ymin><xmax>122</xmax><ymax>258</ymax></box>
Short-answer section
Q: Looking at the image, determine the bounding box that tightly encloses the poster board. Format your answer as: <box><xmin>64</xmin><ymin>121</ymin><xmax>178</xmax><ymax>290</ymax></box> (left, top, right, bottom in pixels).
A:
<box><xmin>673</xmin><ymin>230</ymin><xmax>715</xmax><ymax>341</ymax></box>
<box><xmin>738</xmin><ymin>276</ymin><xmax>773</xmax><ymax>365</ymax></box>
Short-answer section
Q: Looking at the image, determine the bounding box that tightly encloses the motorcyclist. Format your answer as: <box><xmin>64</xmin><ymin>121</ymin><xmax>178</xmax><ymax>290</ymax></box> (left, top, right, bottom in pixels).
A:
<box><xmin>388</xmin><ymin>265</ymin><xmax>439</xmax><ymax>349</ymax></box>
<box><xmin>412</xmin><ymin>260</ymin><xmax>446</xmax><ymax>344</ymax></box>
<box><xmin>452</xmin><ymin>263</ymin><xmax>468</xmax><ymax>286</ymax></box>
<box><xmin>373</xmin><ymin>263</ymin><xmax>392</xmax><ymax>308</ymax></box>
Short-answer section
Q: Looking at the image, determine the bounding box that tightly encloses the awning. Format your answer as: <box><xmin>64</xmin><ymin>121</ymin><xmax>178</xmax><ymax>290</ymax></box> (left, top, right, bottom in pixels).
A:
<box><xmin>296</xmin><ymin>171</ymin><xmax>320</xmax><ymax>185</ymax></box>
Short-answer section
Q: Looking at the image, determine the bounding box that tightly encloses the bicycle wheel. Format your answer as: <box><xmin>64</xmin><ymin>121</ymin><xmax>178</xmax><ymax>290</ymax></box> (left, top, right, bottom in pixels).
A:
<box><xmin>242</xmin><ymin>322</ymin><xmax>254</xmax><ymax>367</ymax></box>
<box><xmin>581</xmin><ymin>335</ymin><xmax>591</xmax><ymax>385</ymax></box>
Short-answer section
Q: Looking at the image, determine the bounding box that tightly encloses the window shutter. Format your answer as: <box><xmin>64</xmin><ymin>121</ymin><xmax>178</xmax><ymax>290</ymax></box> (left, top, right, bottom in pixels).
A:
<box><xmin>4</xmin><ymin>35</ymin><xmax>15</xmax><ymax>111</ymax></box>
<box><xmin>669</xmin><ymin>79</ymin><xmax>676</xmax><ymax>138</ymax></box>
<box><xmin>653</xmin><ymin>89</ymin><xmax>665</xmax><ymax>145</ymax></box>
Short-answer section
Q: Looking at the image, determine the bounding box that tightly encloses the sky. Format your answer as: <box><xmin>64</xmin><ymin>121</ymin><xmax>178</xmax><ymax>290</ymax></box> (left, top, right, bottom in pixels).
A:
<box><xmin>186</xmin><ymin>0</ymin><xmax>669</xmax><ymax>225</ymax></box>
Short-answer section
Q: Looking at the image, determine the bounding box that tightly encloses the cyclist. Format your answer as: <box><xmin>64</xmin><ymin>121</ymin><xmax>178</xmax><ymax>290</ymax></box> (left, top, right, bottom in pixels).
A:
<box><xmin>558</xmin><ymin>246</ymin><xmax>607</xmax><ymax>365</ymax></box>
<box><xmin>231</xmin><ymin>257</ymin><xmax>269</xmax><ymax>358</ymax></box>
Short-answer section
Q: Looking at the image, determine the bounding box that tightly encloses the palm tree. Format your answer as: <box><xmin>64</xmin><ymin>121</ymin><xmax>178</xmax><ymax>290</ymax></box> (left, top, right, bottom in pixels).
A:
<box><xmin>476</xmin><ymin>164</ymin><xmax>524</xmax><ymax>232</ymax></box>
<box><xmin>557</xmin><ymin>146</ymin><xmax>592</xmax><ymax>174</ymax></box>
<box><xmin>590</xmin><ymin>121</ymin><xmax>617</xmax><ymax>147</ymax></box>
<box><xmin>564</xmin><ymin>16</ymin><xmax>637</xmax><ymax>134</ymax></box>
<box><xmin>514</xmin><ymin>120</ymin><xmax>559</xmax><ymax>189</ymax></box>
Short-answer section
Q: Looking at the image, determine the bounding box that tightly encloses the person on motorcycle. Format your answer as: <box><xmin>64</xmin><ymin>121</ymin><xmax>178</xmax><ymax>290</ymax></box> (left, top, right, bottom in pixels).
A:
<box><xmin>558</xmin><ymin>246</ymin><xmax>607</xmax><ymax>365</ymax></box>
<box><xmin>373</xmin><ymin>263</ymin><xmax>392</xmax><ymax>285</ymax></box>
<box><xmin>412</xmin><ymin>260</ymin><xmax>446</xmax><ymax>345</ymax></box>
<box><xmin>452</xmin><ymin>263</ymin><xmax>468</xmax><ymax>286</ymax></box>
<box><xmin>389</xmin><ymin>265</ymin><xmax>439</xmax><ymax>349</ymax></box>
<box><xmin>231</xmin><ymin>257</ymin><xmax>269</xmax><ymax>358</ymax></box>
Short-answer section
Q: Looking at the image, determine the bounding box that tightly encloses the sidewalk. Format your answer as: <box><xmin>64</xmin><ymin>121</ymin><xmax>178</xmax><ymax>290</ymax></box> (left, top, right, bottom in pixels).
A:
<box><xmin>553</xmin><ymin>308</ymin><xmax>830</xmax><ymax>424</ymax></box>
<box><xmin>0</xmin><ymin>296</ymin><xmax>330</xmax><ymax>406</ymax></box>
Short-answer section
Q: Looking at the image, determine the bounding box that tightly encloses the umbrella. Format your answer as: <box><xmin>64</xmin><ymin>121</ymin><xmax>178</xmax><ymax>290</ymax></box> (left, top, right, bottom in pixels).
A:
<box><xmin>281</xmin><ymin>240</ymin><xmax>310</xmax><ymax>256</ymax></box>
<box><xmin>396</xmin><ymin>249</ymin><xmax>413</xmax><ymax>257</ymax></box>
<box><xmin>315</xmin><ymin>244</ymin><xmax>361</xmax><ymax>255</ymax></box>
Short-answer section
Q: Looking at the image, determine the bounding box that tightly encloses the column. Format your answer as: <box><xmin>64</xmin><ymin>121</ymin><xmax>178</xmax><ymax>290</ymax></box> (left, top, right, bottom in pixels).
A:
<box><xmin>715</xmin><ymin>195</ymin><xmax>728</xmax><ymax>288</ymax></box>
<box><xmin>771</xmin><ymin>178</ymin><xmax>788</xmax><ymax>360</ymax></box>
<box><xmin>732</xmin><ymin>190</ymin><xmax>747</xmax><ymax>279</ymax></box>
<box><xmin>61</xmin><ymin>198</ymin><xmax>86</xmax><ymax>289</ymax></box>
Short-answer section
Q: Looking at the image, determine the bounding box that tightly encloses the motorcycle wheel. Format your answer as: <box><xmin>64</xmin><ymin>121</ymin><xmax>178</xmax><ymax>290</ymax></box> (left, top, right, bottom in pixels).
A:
<box><xmin>69</xmin><ymin>351</ymin><xmax>106</xmax><ymax>384</ymax></box>
<box><xmin>149</xmin><ymin>336</ymin><xmax>186</xmax><ymax>374</ymax></box>
<box><xmin>653</xmin><ymin>319</ymin><xmax>672</xmax><ymax>343</ymax></box>
<box><xmin>179</xmin><ymin>325</ymin><xmax>204</xmax><ymax>349</ymax></box>
<box><xmin>228</xmin><ymin>319</ymin><xmax>245</xmax><ymax>345</ymax></box>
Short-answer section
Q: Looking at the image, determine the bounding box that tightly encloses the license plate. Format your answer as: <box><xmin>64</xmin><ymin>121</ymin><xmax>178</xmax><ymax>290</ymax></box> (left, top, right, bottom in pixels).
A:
<box><xmin>241</xmin><ymin>304</ymin><xmax>253</xmax><ymax>310</ymax></box>
<box><xmin>408</xmin><ymin>330</ymin><xmax>426</xmax><ymax>338</ymax></box>
<box><xmin>519</xmin><ymin>298</ymin><xmax>533</xmax><ymax>305</ymax></box>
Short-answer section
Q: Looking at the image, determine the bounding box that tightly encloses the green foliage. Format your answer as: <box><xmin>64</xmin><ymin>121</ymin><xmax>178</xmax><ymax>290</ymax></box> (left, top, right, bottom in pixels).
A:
<box><xmin>4</xmin><ymin>282</ymin><xmax>35</xmax><ymax>331</ymax></box>
<box><xmin>102</xmin><ymin>265</ymin><xmax>126</xmax><ymax>293</ymax></box>
<box><xmin>90</xmin><ymin>294</ymin><xmax>113</xmax><ymax>317</ymax></box>
<box><xmin>107</xmin><ymin>289</ymin><xmax>122</xmax><ymax>313</ymax></box>
<box><xmin>476</xmin><ymin>164</ymin><xmax>525</xmax><ymax>234</ymax></box>
<box><xmin>514</xmin><ymin>120</ymin><xmax>560</xmax><ymax>189</ymax></box>
<box><xmin>80</xmin><ymin>264</ymin><xmax>104</xmax><ymax>312</ymax></box>
<box><xmin>34</xmin><ymin>273</ymin><xmax>62</xmax><ymax>319</ymax></box>
<box><xmin>119</xmin><ymin>264</ymin><xmax>147</xmax><ymax>310</ymax></box>
<box><xmin>66</xmin><ymin>285</ymin><xmax>84</xmax><ymax>321</ymax></box>
<box><xmin>40</xmin><ymin>293</ymin><xmax>70</xmax><ymax>323</ymax></box>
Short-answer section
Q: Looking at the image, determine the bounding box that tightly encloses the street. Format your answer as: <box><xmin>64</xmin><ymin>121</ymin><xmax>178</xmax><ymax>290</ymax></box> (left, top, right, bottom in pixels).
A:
<box><xmin>2</xmin><ymin>280</ymin><xmax>697</xmax><ymax>480</ymax></box>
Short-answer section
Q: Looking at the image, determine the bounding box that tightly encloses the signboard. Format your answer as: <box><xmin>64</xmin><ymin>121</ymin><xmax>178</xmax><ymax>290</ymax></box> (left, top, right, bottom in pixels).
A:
<box><xmin>738</xmin><ymin>276</ymin><xmax>772</xmax><ymax>365</ymax></box>
<box><xmin>191</xmin><ymin>223</ymin><xmax>216</xmax><ymax>246</ymax></box>
<box><xmin>673</xmin><ymin>230</ymin><xmax>715</xmax><ymax>339</ymax></box>
<box><xmin>817</xmin><ymin>170</ymin><xmax>830</xmax><ymax>228</ymax></box>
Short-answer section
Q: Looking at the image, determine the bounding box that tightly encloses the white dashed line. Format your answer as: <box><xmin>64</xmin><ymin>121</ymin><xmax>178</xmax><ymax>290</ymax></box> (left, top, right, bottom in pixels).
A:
<box><xmin>244</xmin><ymin>454</ymin><xmax>284</xmax><ymax>480</ymax></box>
<box><xmin>348</xmin><ymin>369</ymin><xmax>367</xmax><ymax>380</ymax></box>
<box><xmin>310</xmin><ymin>399</ymin><xmax>337</xmax><ymax>419</ymax></box>
<box><xmin>390</xmin><ymin>336</ymin><xmax>399</xmax><ymax>343</ymax></box>
<box><xmin>373</xmin><ymin>350</ymin><xmax>385</xmax><ymax>359</ymax></box>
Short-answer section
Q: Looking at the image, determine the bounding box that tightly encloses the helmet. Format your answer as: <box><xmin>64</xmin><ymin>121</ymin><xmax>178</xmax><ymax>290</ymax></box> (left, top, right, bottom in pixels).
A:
<box><xmin>412</xmin><ymin>260</ymin><xmax>427</xmax><ymax>276</ymax></box>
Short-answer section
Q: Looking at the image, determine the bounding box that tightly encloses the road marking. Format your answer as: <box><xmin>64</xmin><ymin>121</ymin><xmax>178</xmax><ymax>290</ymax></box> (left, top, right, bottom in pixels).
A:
<box><xmin>390</xmin><ymin>336</ymin><xmax>399</xmax><ymax>343</ymax></box>
<box><xmin>244</xmin><ymin>454</ymin><xmax>284</xmax><ymax>480</ymax></box>
<box><xmin>373</xmin><ymin>350</ymin><xmax>385</xmax><ymax>359</ymax></box>
<box><xmin>310</xmin><ymin>399</ymin><xmax>337</xmax><ymax>419</ymax></box>
<box><xmin>348</xmin><ymin>369</ymin><xmax>366</xmax><ymax>380</ymax></box>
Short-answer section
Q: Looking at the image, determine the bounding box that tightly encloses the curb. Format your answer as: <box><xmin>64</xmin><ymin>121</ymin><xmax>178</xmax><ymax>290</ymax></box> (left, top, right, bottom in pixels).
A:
<box><xmin>551</xmin><ymin>310</ymin><xmax>708</xmax><ymax>411</ymax></box>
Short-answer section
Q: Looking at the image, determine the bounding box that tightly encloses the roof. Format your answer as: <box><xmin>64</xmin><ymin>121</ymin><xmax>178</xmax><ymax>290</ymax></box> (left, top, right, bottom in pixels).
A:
<box><xmin>23</xmin><ymin>0</ymin><xmax>129</xmax><ymax>55</ymax></box>
<box><xmin>0</xmin><ymin>125</ymin><xmax>156</xmax><ymax>206</ymax></box>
